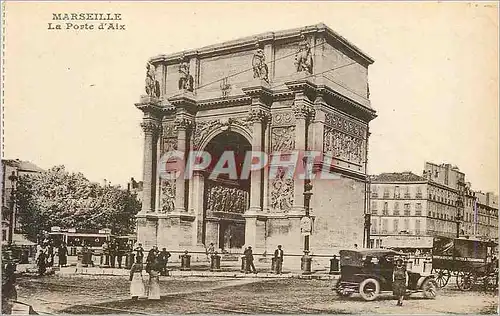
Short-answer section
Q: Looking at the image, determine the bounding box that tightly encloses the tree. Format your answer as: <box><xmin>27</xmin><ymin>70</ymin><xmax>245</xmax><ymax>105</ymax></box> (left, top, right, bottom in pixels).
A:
<box><xmin>15</xmin><ymin>166</ymin><xmax>140</xmax><ymax>241</ymax></box>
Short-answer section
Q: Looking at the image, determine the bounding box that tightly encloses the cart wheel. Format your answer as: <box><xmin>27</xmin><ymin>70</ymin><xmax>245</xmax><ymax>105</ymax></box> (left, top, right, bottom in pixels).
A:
<box><xmin>422</xmin><ymin>278</ymin><xmax>438</xmax><ymax>299</ymax></box>
<box><xmin>434</xmin><ymin>269</ymin><xmax>450</xmax><ymax>288</ymax></box>
<box><xmin>456</xmin><ymin>271</ymin><xmax>475</xmax><ymax>291</ymax></box>
<box><xmin>359</xmin><ymin>278</ymin><xmax>380</xmax><ymax>301</ymax></box>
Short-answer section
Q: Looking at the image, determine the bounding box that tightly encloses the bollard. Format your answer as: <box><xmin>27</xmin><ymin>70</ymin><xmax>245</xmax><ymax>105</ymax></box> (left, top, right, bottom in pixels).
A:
<box><xmin>210</xmin><ymin>253</ymin><xmax>221</xmax><ymax>272</ymax></box>
<box><xmin>180</xmin><ymin>250</ymin><xmax>191</xmax><ymax>271</ymax></box>
<box><xmin>301</xmin><ymin>254</ymin><xmax>312</xmax><ymax>275</ymax></box>
<box><xmin>329</xmin><ymin>255</ymin><xmax>340</xmax><ymax>275</ymax></box>
<box><xmin>271</xmin><ymin>257</ymin><xmax>276</xmax><ymax>274</ymax></box>
<box><xmin>240</xmin><ymin>255</ymin><xmax>248</xmax><ymax>273</ymax></box>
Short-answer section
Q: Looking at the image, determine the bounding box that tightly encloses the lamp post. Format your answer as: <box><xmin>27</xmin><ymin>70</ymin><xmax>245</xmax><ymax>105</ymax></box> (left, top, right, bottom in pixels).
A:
<box><xmin>301</xmin><ymin>179</ymin><xmax>313</xmax><ymax>274</ymax></box>
<box><xmin>8</xmin><ymin>171</ymin><xmax>18</xmax><ymax>247</ymax></box>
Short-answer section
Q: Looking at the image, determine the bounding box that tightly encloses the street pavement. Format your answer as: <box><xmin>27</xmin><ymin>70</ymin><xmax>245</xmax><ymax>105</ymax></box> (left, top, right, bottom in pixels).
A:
<box><xmin>16</xmin><ymin>275</ymin><xmax>498</xmax><ymax>314</ymax></box>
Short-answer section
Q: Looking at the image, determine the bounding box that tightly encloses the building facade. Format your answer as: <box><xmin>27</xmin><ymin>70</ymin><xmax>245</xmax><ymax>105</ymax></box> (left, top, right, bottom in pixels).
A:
<box><xmin>1</xmin><ymin>159</ymin><xmax>44</xmax><ymax>245</ymax></box>
<box><xmin>370</xmin><ymin>162</ymin><xmax>498</xmax><ymax>248</ymax></box>
<box><xmin>135</xmin><ymin>23</ymin><xmax>377</xmax><ymax>256</ymax></box>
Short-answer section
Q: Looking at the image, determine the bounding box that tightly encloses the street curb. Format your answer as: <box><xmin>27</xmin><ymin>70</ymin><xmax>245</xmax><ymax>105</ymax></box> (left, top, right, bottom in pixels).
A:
<box><xmin>55</xmin><ymin>267</ymin><xmax>339</xmax><ymax>280</ymax></box>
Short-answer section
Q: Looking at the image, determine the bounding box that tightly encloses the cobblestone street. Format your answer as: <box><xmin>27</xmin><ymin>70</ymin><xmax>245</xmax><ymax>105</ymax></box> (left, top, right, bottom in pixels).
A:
<box><xmin>17</xmin><ymin>275</ymin><xmax>498</xmax><ymax>314</ymax></box>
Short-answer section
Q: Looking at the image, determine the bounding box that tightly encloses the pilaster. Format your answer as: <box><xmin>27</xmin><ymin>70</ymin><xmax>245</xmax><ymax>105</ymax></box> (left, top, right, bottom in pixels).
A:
<box><xmin>242</xmin><ymin>84</ymin><xmax>273</xmax><ymax>216</ymax></box>
<box><xmin>285</xmin><ymin>79</ymin><xmax>316</xmax><ymax>215</ymax></box>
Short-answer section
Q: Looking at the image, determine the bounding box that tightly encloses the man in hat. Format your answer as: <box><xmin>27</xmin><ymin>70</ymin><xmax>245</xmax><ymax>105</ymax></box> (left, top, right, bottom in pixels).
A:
<box><xmin>274</xmin><ymin>245</ymin><xmax>284</xmax><ymax>274</ymax></box>
<box><xmin>244</xmin><ymin>246</ymin><xmax>257</xmax><ymax>274</ymax></box>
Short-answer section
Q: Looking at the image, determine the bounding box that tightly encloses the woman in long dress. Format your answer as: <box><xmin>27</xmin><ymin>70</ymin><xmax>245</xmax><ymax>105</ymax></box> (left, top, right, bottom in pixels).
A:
<box><xmin>148</xmin><ymin>259</ymin><xmax>161</xmax><ymax>300</ymax></box>
<box><xmin>392</xmin><ymin>258</ymin><xmax>409</xmax><ymax>306</ymax></box>
<box><xmin>129</xmin><ymin>261</ymin><xmax>146</xmax><ymax>300</ymax></box>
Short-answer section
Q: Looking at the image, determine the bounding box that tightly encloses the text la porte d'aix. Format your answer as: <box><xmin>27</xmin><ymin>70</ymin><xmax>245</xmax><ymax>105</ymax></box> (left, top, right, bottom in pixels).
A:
<box><xmin>48</xmin><ymin>13</ymin><xmax>125</xmax><ymax>31</ymax></box>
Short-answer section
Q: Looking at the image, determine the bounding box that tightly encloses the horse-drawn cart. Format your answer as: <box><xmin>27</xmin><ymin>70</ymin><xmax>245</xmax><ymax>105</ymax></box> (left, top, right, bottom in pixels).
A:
<box><xmin>431</xmin><ymin>237</ymin><xmax>497</xmax><ymax>291</ymax></box>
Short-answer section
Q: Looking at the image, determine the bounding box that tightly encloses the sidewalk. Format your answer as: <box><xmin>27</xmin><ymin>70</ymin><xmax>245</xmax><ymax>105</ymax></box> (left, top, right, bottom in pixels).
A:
<box><xmin>56</xmin><ymin>266</ymin><xmax>338</xmax><ymax>280</ymax></box>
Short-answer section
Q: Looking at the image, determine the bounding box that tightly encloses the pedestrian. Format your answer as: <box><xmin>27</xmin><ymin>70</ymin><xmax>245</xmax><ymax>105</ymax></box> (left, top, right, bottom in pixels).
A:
<box><xmin>37</xmin><ymin>249</ymin><xmax>47</xmax><ymax>276</ymax></box>
<box><xmin>245</xmin><ymin>246</ymin><xmax>257</xmax><ymax>274</ymax></box>
<box><xmin>274</xmin><ymin>245</ymin><xmax>284</xmax><ymax>274</ymax></box>
<box><xmin>146</xmin><ymin>246</ymin><xmax>158</xmax><ymax>272</ymax></box>
<box><xmin>354</xmin><ymin>244</ymin><xmax>358</xmax><ymax>249</ymax></box>
<box><xmin>102</xmin><ymin>241</ymin><xmax>110</xmax><ymax>266</ymax></box>
<box><xmin>134</xmin><ymin>243</ymin><xmax>144</xmax><ymax>264</ymax></box>
<box><xmin>47</xmin><ymin>242</ymin><xmax>55</xmax><ymax>267</ymax></box>
<box><xmin>147</xmin><ymin>258</ymin><xmax>161</xmax><ymax>300</ymax></box>
<box><xmin>2</xmin><ymin>251</ymin><xmax>17</xmax><ymax>314</ymax></box>
<box><xmin>158</xmin><ymin>248</ymin><xmax>171</xmax><ymax>276</ymax></box>
<box><xmin>393</xmin><ymin>258</ymin><xmax>409</xmax><ymax>306</ymax></box>
<box><xmin>58</xmin><ymin>242</ymin><xmax>69</xmax><ymax>267</ymax></box>
<box><xmin>116</xmin><ymin>242</ymin><xmax>124</xmax><ymax>269</ymax></box>
<box><xmin>110</xmin><ymin>240</ymin><xmax>116</xmax><ymax>268</ymax></box>
<box><xmin>129</xmin><ymin>259</ymin><xmax>146</xmax><ymax>300</ymax></box>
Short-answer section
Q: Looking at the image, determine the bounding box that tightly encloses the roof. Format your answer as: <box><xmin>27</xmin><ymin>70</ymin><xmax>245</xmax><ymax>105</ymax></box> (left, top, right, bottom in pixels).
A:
<box><xmin>370</xmin><ymin>172</ymin><xmax>427</xmax><ymax>183</ymax></box>
<box><xmin>2</xmin><ymin>159</ymin><xmax>44</xmax><ymax>173</ymax></box>
<box><xmin>340</xmin><ymin>249</ymin><xmax>405</xmax><ymax>257</ymax></box>
<box><xmin>150</xmin><ymin>23</ymin><xmax>374</xmax><ymax>65</ymax></box>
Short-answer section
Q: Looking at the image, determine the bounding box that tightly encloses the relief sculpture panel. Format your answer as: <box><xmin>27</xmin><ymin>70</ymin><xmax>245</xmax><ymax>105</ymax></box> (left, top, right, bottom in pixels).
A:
<box><xmin>160</xmin><ymin>178</ymin><xmax>176</xmax><ymax>213</ymax></box>
<box><xmin>270</xmin><ymin>167</ymin><xmax>294</xmax><ymax>212</ymax></box>
<box><xmin>323</xmin><ymin>112</ymin><xmax>366</xmax><ymax>165</ymax></box>
<box><xmin>205</xmin><ymin>181</ymin><xmax>249</xmax><ymax>214</ymax></box>
<box><xmin>271</xmin><ymin>126</ymin><xmax>295</xmax><ymax>151</ymax></box>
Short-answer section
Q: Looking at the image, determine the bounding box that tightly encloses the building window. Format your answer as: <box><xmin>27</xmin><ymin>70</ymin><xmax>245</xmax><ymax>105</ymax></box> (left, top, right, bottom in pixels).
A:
<box><xmin>371</xmin><ymin>219</ymin><xmax>378</xmax><ymax>233</ymax></box>
<box><xmin>383</xmin><ymin>187</ymin><xmax>390</xmax><ymax>199</ymax></box>
<box><xmin>416</xmin><ymin>187</ymin><xmax>423</xmax><ymax>199</ymax></box>
<box><xmin>383</xmin><ymin>202</ymin><xmax>389</xmax><ymax>215</ymax></box>
<box><xmin>404</xmin><ymin>203</ymin><xmax>411</xmax><ymax>216</ymax></box>
<box><xmin>371</xmin><ymin>186</ymin><xmax>378</xmax><ymax>198</ymax></box>
<box><xmin>394</xmin><ymin>186</ymin><xmax>400</xmax><ymax>199</ymax></box>
<box><xmin>404</xmin><ymin>219</ymin><xmax>410</xmax><ymax>231</ymax></box>
<box><xmin>415</xmin><ymin>220</ymin><xmax>421</xmax><ymax>235</ymax></box>
<box><xmin>393</xmin><ymin>202</ymin><xmax>400</xmax><ymax>215</ymax></box>
<box><xmin>415</xmin><ymin>203</ymin><xmax>422</xmax><ymax>216</ymax></box>
<box><xmin>404</xmin><ymin>186</ymin><xmax>411</xmax><ymax>199</ymax></box>
<box><xmin>371</xmin><ymin>201</ymin><xmax>378</xmax><ymax>215</ymax></box>
<box><xmin>382</xmin><ymin>219</ymin><xmax>388</xmax><ymax>234</ymax></box>
<box><xmin>393</xmin><ymin>219</ymin><xmax>399</xmax><ymax>233</ymax></box>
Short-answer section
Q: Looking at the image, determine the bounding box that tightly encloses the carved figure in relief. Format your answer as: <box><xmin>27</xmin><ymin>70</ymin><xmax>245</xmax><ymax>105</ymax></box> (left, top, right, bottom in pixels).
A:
<box><xmin>161</xmin><ymin>180</ymin><xmax>175</xmax><ymax>213</ymax></box>
<box><xmin>178</xmin><ymin>61</ymin><xmax>194</xmax><ymax>92</ymax></box>
<box><xmin>272</xmin><ymin>127</ymin><xmax>295</xmax><ymax>151</ymax></box>
<box><xmin>270</xmin><ymin>168</ymin><xmax>293</xmax><ymax>212</ymax></box>
<box><xmin>294</xmin><ymin>41</ymin><xmax>313</xmax><ymax>74</ymax></box>
<box><xmin>206</xmin><ymin>183</ymin><xmax>247</xmax><ymax>214</ymax></box>
<box><xmin>252</xmin><ymin>48</ymin><xmax>269</xmax><ymax>82</ymax></box>
<box><xmin>145</xmin><ymin>62</ymin><xmax>160</xmax><ymax>98</ymax></box>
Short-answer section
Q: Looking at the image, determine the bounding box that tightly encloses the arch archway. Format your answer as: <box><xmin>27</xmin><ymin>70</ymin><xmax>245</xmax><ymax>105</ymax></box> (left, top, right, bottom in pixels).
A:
<box><xmin>201</xmin><ymin>131</ymin><xmax>251</xmax><ymax>251</ymax></box>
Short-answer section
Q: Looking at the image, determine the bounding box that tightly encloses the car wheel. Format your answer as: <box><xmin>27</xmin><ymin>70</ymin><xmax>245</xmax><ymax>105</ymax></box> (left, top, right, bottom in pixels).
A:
<box><xmin>359</xmin><ymin>278</ymin><xmax>380</xmax><ymax>301</ymax></box>
<box><xmin>422</xmin><ymin>278</ymin><xmax>437</xmax><ymax>299</ymax></box>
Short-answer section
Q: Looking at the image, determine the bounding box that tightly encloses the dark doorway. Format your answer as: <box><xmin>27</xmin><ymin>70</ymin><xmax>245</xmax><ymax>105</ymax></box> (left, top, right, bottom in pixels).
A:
<box><xmin>203</xmin><ymin>131</ymin><xmax>251</xmax><ymax>251</ymax></box>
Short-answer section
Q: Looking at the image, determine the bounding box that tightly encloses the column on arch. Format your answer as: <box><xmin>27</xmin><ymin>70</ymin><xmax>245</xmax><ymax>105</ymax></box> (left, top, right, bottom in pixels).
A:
<box><xmin>140</xmin><ymin>118</ymin><xmax>161</xmax><ymax>213</ymax></box>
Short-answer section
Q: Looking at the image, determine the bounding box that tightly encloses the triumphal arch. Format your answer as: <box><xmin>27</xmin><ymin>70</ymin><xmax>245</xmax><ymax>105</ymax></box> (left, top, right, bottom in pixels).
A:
<box><xmin>135</xmin><ymin>23</ymin><xmax>377</xmax><ymax>258</ymax></box>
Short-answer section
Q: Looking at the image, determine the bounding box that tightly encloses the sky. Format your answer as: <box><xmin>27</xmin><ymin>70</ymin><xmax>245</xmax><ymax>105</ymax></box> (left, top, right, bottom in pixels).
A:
<box><xmin>3</xmin><ymin>1</ymin><xmax>499</xmax><ymax>193</ymax></box>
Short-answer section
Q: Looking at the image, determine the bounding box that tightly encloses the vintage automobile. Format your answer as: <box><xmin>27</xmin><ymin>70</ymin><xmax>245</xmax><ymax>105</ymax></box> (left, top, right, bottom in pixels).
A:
<box><xmin>334</xmin><ymin>249</ymin><xmax>438</xmax><ymax>301</ymax></box>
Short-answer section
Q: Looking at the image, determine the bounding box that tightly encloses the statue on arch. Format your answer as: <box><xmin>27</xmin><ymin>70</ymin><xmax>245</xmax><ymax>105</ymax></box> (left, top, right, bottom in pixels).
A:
<box><xmin>252</xmin><ymin>48</ymin><xmax>269</xmax><ymax>83</ymax></box>
<box><xmin>145</xmin><ymin>62</ymin><xmax>160</xmax><ymax>98</ymax></box>
<box><xmin>178</xmin><ymin>61</ymin><xmax>194</xmax><ymax>92</ymax></box>
<box><xmin>295</xmin><ymin>41</ymin><xmax>313</xmax><ymax>74</ymax></box>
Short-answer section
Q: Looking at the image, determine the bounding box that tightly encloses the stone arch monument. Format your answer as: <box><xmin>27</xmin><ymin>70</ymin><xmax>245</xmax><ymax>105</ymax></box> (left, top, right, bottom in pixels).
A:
<box><xmin>135</xmin><ymin>23</ymin><xmax>377</xmax><ymax>258</ymax></box>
